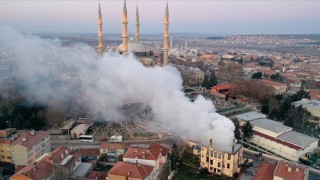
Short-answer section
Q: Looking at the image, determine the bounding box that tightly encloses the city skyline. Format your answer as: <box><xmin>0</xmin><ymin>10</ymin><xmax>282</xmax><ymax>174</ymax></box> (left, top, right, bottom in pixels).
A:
<box><xmin>0</xmin><ymin>0</ymin><xmax>320</xmax><ymax>35</ymax></box>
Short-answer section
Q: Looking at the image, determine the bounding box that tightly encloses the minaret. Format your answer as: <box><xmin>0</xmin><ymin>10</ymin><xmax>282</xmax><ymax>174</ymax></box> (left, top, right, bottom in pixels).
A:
<box><xmin>122</xmin><ymin>0</ymin><xmax>128</xmax><ymax>52</ymax></box>
<box><xmin>135</xmin><ymin>4</ymin><xmax>140</xmax><ymax>43</ymax></box>
<box><xmin>163</xmin><ymin>1</ymin><xmax>169</xmax><ymax>65</ymax></box>
<box><xmin>97</xmin><ymin>1</ymin><xmax>104</xmax><ymax>58</ymax></box>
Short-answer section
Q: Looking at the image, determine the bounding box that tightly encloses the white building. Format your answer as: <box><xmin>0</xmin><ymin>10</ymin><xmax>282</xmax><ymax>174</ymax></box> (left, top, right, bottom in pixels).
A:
<box><xmin>70</xmin><ymin>124</ymin><xmax>90</xmax><ymax>139</ymax></box>
<box><xmin>234</xmin><ymin>111</ymin><xmax>267</xmax><ymax>126</ymax></box>
<box><xmin>250</xmin><ymin>118</ymin><xmax>318</xmax><ymax>161</ymax></box>
<box><xmin>293</xmin><ymin>99</ymin><xmax>320</xmax><ymax>118</ymax></box>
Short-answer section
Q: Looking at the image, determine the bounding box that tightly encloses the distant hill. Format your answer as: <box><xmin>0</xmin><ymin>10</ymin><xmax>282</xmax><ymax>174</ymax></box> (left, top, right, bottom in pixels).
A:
<box><xmin>206</xmin><ymin>37</ymin><xmax>225</xmax><ymax>40</ymax></box>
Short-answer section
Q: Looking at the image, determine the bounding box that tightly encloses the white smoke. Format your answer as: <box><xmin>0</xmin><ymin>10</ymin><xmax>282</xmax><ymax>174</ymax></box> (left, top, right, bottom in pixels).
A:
<box><xmin>0</xmin><ymin>28</ymin><xmax>235</xmax><ymax>151</ymax></box>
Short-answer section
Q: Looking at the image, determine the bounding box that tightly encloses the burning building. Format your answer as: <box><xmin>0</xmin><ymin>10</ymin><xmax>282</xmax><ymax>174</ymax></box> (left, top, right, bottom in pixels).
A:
<box><xmin>200</xmin><ymin>139</ymin><xmax>243</xmax><ymax>177</ymax></box>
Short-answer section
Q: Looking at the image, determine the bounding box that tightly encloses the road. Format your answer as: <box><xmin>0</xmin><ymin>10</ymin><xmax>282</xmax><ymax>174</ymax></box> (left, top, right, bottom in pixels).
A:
<box><xmin>51</xmin><ymin>135</ymin><xmax>175</xmax><ymax>150</ymax></box>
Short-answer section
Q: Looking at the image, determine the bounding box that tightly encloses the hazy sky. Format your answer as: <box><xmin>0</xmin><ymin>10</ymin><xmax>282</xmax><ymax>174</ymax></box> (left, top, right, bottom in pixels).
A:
<box><xmin>1</xmin><ymin>0</ymin><xmax>320</xmax><ymax>35</ymax></box>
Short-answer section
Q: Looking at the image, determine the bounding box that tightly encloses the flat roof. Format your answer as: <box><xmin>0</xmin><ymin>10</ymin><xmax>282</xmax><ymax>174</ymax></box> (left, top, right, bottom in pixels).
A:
<box><xmin>251</xmin><ymin>119</ymin><xmax>292</xmax><ymax>134</ymax></box>
<box><xmin>70</xmin><ymin>162</ymin><xmax>92</xmax><ymax>179</ymax></box>
<box><xmin>235</xmin><ymin>111</ymin><xmax>267</xmax><ymax>122</ymax></box>
<box><xmin>278</xmin><ymin>131</ymin><xmax>318</xmax><ymax>148</ymax></box>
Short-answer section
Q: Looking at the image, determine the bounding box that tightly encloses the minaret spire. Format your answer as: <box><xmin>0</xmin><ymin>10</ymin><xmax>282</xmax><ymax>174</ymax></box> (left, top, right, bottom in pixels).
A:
<box><xmin>97</xmin><ymin>1</ymin><xmax>104</xmax><ymax>58</ymax></box>
<box><xmin>163</xmin><ymin>0</ymin><xmax>169</xmax><ymax>65</ymax></box>
<box><xmin>135</xmin><ymin>3</ymin><xmax>140</xmax><ymax>43</ymax></box>
<box><xmin>122</xmin><ymin>0</ymin><xmax>128</xmax><ymax>52</ymax></box>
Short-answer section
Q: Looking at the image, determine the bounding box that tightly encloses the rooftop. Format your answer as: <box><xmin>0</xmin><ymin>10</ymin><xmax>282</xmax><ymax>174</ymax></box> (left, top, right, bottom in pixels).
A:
<box><xmin>274</xmin><ymin>161</ymin><xmax>307</xmax><ymax>180</ymax></box>
<box><xmin>79</xmin><ymin>148</ymin><xmax>100</xmax><ymax>157</ymax></box>
<box><xmin>124</xmin><ymin>147</ymin><xmax>161</xmax><ymax>161</ymax></box>
<box><xmin>100</xmin><ymin>143</ymin><xmax>127</xmax><ymax>150</ymax></box>
<box><xmin>278</xmin><ymin>131</ymin><xmax>318</xmax><ymax>148</ymax></box>
<box><xmin>148</xmin><ymin>142</ymin><xmax>170</xmax><ymax>156</ymax></box>
<box><xmin>253</xmin><ymin>162</ymin><xmax>276</xmax><ymax>180</ymax></box>
<box><xmin>50</xmin><ymin>146</ymin><xmax>81</xmax><ymax>168</ymax></box>
<box><xmin>70</xmin><ymin>162</ymin><xmax>93</xmax><ymax>179</ymax></box>
<box><xmin>12</xmin><ymin>155</ymin><xmax>53</xmax><ymax>180</ymax></box>
<box><xmin>261</xmin><ymin>79</ymin><xmax>286</xmax><ymax>87</ymax></box>
<box><xmin>11</xmin><ymin>131</ymin><xmax>50</xmax><ymax>149</ymax></box>
<box><xmin>251</xmin><ymin>119</ymin><xmax>292</xmax><ymax>134</ymax></box>
<box><xmin>234</xmin><ymin>111</ymin><xmax>267</xmax><ymax>122</ymax></box>
<box><xmin>108</xmin><ymin>161</ymin><xmax>153</xmax><ymax>179</ymax></box>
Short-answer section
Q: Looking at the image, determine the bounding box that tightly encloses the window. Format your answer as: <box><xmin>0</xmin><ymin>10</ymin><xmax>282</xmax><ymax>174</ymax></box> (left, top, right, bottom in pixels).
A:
<box><xmin>217</xmin><ymin>153</ymin><xmax>221</xmax><ymax>159</ymax></box>
<box><xmin>210</xmin><ymin>160</ymin><xmax>213</xmax><ymax>165</ymax></box>
<box><xmin>214</xmin><ymin>152</ymin><xmax>217</xmax><ymax>158</ymax></box>
<box><xmin>228</xmin><ymin>154</ymin><xmax>231</xmax><ymax>160</ymax></box>
<box><xmin>218</xmin><ymin>162</ymin><xmax>221</xmax><ymax>168</ymax></box>
<box><xmin>227</xmin><ymin>163</ymin><xmax>230</xmax><ymax>169</ymax></box>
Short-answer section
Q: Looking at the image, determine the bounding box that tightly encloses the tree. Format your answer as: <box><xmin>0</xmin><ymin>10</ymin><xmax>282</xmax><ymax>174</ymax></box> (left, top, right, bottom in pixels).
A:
<box><xmin>286</xmin><ymin>105</ymin><xmax>311</xmax><ymax>128</ymax></box>
<box><xmin>251</xmin><ymin>72</ymin><xmax>263</xmax><ymax>79</ymax></box>
<box><xmin>169</xmin><ymin>143</ymin><xmax>180</xmax><ymax>171</ymax></box>
<box><xmin>209</xmin><ymin>70</ymin><xmax>217</xmax><ymax>87</ymax></box>
<box><xmin>218</xmin><ymin>61</ymin><xmax>243</xmax><ymax>83</ymax></box>
<box><xmin>232</xmin><ymin>119</ymin><xmax>241</xmax><ymax>140</ymax></box>
<box><xmin>242</xmin><ymin>122</ymin><xmax>254</xmax><ymax>142</ymax></box>
<box><xmin>202</xmin><ymin>74</ymin><xmax>211</xmax><ymax>89</ymax></box>
<box><xmin>270</xmin><ymin>72</ymin><xmax>284</xmax><ymax>82</ymax></box>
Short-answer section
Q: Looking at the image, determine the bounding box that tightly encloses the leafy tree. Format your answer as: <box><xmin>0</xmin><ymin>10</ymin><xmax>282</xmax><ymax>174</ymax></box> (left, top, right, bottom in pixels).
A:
<box><xmin>232</xmin><ymin>119</ymin><xmax>241</xmax><ymax>140</ymax></box>
<box><xmin>286</xmin><ymin>105</ymin><xmax>311</xmax><ymax>128</ymax></box>
<box><xmin>251</xmin><ymin>72</ymin><xmax>263</xmax><ymax>79</ymax></box>
<box><xmin>202</xmin><ymin>74</ymin><xmax>211</xmax><ymax>89</ymax></box>
<box><xmin>242</xmin><ymin>122</ymin><xmax>254</xmax><ymax>142</ymax></box>
<box><xmin>270</xmin><ymin>72</ymin><xmax>284</xmax><ymax>82</ymax></box>
<box><xmin>169</xmin><ymin>143</ymin><xmax>180</xmax><ymax>171</ymax></box>
<box><xmin>209</xmin><ymin>70</ymin><xmax>218</xmax><ymax>87</ymax></box>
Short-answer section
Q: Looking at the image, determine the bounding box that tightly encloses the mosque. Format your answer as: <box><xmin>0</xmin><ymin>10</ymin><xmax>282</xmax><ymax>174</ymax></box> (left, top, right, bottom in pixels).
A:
<box><xmin>97</xmin><ymin>0</ymin><xmax>170</xmax><ymax>66</ymax></box>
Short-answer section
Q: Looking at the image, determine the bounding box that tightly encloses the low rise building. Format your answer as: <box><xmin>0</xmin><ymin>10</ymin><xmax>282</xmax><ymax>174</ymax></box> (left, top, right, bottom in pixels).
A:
<box><xmin>234</xmin><ymin>111</ymin><xmax>267</xmax><ymax>126</ymax></box>
<box><xmin>99</xmin><ymin>143</ymin><xmax>126</xmax><ymax>163</ymax></box>
<box><xmin>10</xmin><ymin>130</ymin><xmax>51</xmax><ymax>166</ymax></box>
<box><xmin>108</xmin><ymin>161</ymin><xmax>155</xmax><ymax>180</ymax></box>
<box><xmin>174</xmin><ymin>64</ymin><xmax>205</xmax><ymax>86</ymax></box>
<box><xmin>10</xmin><ymin>146</ymin><xmax>93</xmax><ymax>180</ymax></box>
<box><xmin>70</xmin><ymin>124</ymin><xmax>90</xmax><ymax>139</ymax></box>
<box><xmin>293</xmin><ymin>99</ymin><xmax>320</xmax><ymax>118</ymax></box>
<box><xmin>254</xmin><ymin>160</ymin><xmax>309</xmax><ymax>180</ymax></box>
<box><xmin>200</xmin><ymin>140</ymin><xmax>243</xmax><ymax>177</ymax></box>
<box><xmin>261</xmin><ymin>80</ymin><xmax>287</xmax><ymax>95</ymax></box>
<box><xmin>0</xmin><ymin>128</ymin><xmax>18</xmax><ymax>163</ymax></box>
<box><xmin>250</xmin><ymin>119</ymin><xmax>318</xmax><ymax>161</ymax></box>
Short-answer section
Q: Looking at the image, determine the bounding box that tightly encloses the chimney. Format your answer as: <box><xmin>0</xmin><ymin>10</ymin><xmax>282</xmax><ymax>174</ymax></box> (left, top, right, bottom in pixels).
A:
<box><xmin>127</xmin><ymin>171</ymin><xmax>131</xmax><ymax>177</ymax></box>
<box><xmin>61</xmin><ymin>153</ymin><xmax>64</xmax><ymax>159</ymax></box>
<box><xmin>22</xmin><ymin>138</ymin><xmax>27</xmax><ymax>142</ymax></box>
<box><xmin>288</xmin><ymin>167</ymin><xmax>292</xmax><ymax>172</ymax></box>
<box><xmin>134</xmin><ymin>148</ymin><xmax>138</xmax><ymax>153</ymax></box>
<box><xmin>142</xmin><ymin>155</ymin><xmax>145</xmax><ymax>159</ymax></box>
<box><xmin>232</xmin><ymin>139</ymin><xmax>235</xmax><ymax>152</ymax></box>
<box><xmin>296</xmin><ymin>168</ymin><xmax>299</xmax><ymax>173</ymax></box>
<box><xmin>65</xmin><ymin>150</ymin><xmax>68</xmax><ymax>155</ymax></box>
<box><xmin>30</xmin><ymin>130</ymin><xmax>35</xmax><ymax>135</ymax></box>
<box><xmin>209</xmin><ymin>139</ymin><xmax>212</xmax><ymax>148</ymax></box>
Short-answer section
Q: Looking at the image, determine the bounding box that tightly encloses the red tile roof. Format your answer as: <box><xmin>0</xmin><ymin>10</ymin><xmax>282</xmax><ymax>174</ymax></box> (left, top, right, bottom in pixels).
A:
<box><xmin>149</xmin><ymin>142</ymin><xmax>170</xmax><ymax>156</ymax></box>
<box><xmin>108</xmin><ymin>161</ymin><xmax>153</xmax><ymax>179</ymax></box>
<box><xmin>261</xmin><ymin>80</ymin><xmax>286</xmax><ymax>87</ymax></box>
<box><xmin>211</xmin><ymin>84</ymin><xmax>233</xmax><ymax>91</ymax></box>
<box><xmin>124</xmin><ymin>147</ymin><xmax>161</xmax><ymax>161</ymax></box>
<box><xmin>253</xmin><ymin>162</ymin><xmax>276</xmax><ymax>180</ymax></box>
<box><xmin>253</xmin><ymin>131</ymin><xmax>302</xmax><ymax>150</ymax></box>
<box><xmin>50</xmin><ymin>146</ymin><xmax>81</xmax><ymax>168</ymax></box>
<box><xmin>12</xmin><ymin>156</ymin><xmax>53</xmax><ymax>180</ymax></box>
<box><xmin>10</xmin><ymin>131</ymin><xmax>50</xmax><ymax>149</ymax></box>
<box><xmin>79</xmin><ymin>148</ymin><xmax>100</xmax><ymax>157</ymax></box>
<box><xmin>10</xmin><ymin>175</ymin><xmax>33</xmax><ymax>180</ymax></box>
<box><xmin>86</xmin><ymin>171</ymin><xmax>108</xmax><ymax>180</ymax></box>
<box><xmin>274</xmin><ymin>161</ymin><xmax>307</xmax><ymax>180</ymax></box>
<box><xmin>100</xmin><ymin>143</ymin><xmax>126</xmax><ymax>150</ymax></box>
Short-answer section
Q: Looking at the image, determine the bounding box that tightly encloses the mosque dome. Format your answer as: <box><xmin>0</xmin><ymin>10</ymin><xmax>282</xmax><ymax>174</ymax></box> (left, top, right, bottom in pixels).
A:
<box><xmin>118</xmin><ymin>41</ymin><xmax>147</xmax><ymax>53</ymax></box>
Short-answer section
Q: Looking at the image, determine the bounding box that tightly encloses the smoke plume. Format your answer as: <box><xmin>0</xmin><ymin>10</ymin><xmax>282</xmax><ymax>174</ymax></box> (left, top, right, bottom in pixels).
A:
<box><xmin>0</xmin><ymin>28</ymin><xmax>235</xmax><ymax>151</ymax></box>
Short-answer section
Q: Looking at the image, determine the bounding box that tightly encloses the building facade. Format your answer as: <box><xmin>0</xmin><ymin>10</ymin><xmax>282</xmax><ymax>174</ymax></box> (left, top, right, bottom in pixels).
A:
<box><xmin>200</xmin><ymin>140</ymin><xmax>243</xmax><ymax>177</ymax></box>
<box><xmin>10</xmin><ymin>131</ymin><xmax>51</xmax><ymax>166</ymax></box>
